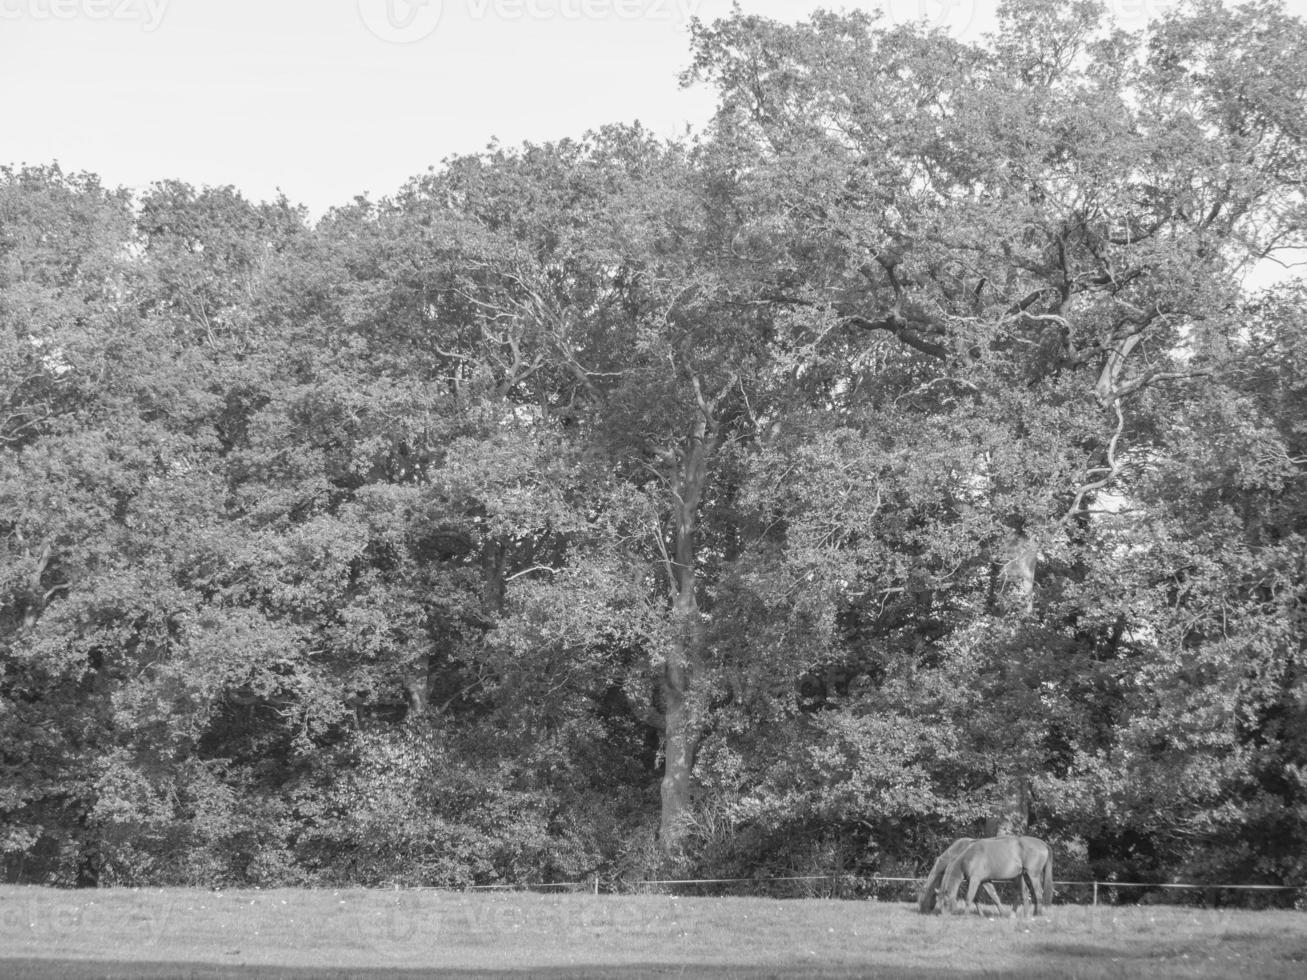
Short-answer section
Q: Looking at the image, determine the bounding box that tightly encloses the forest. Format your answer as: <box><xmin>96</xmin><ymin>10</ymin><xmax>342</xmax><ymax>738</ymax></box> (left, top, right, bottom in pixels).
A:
<box><xmin>2</xmin><ymin>0</ymin><xmax>1305</xmax><ymax>892</ymax></box>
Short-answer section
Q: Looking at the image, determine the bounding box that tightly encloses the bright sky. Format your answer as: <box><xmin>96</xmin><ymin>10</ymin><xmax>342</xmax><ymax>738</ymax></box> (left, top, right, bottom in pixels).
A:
<box><xmin>0</xmin><ymin>0</ymin><xmax>1027</xmax><ymax>215</ymax></box>
<box><xmin>5</xmin><ymin>0</ymin><xmax>1297</xmax><ymax>296</ymax></box>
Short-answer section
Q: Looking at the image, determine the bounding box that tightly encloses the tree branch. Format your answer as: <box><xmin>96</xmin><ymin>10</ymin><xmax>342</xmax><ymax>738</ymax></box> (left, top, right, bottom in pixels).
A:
<box><xmin>844</xmin><ymin>313</ymin><xmax>950</xmax><ymax>359</ymax></box>
<box><xmin>1065</xmin><ymin>400</ymin><xmax>1126</xmax><ymax>521</ymax></box>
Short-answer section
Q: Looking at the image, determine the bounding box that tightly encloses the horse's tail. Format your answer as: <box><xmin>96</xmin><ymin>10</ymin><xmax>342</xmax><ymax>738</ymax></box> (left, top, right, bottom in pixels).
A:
<box><xmin>1041</xmin><ymin>846</ymin><xmax>1054</xmax><ymax>906</ymax></box>
<box><xmin>918</xmin><ymin>854</ymin><xmax>948</xmax><ymax>913</ymax></box>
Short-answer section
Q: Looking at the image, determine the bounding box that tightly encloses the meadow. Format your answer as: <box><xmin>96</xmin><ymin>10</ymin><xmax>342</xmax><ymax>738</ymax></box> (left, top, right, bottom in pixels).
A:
<box><xmin>1</xmin><ymin>885</ymin><xmax>1305</xmax><ymax>978</ymax></box>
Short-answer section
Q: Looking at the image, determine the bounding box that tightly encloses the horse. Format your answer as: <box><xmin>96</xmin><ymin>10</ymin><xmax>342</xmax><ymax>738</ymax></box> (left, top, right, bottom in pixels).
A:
<box><xmin>918</xmin><ymin>837</ymin><xmax>1005</xmax><ymax>914</ymax></box>
<box><xmin>940</xmin><ymin>835</ymin><xmax>1054</xmax><ymax>916</ymax></box>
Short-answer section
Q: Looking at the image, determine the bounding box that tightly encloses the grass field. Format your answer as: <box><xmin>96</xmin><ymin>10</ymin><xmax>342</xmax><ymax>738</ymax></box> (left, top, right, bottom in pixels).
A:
<box><xmin>1</xmin><ymin>885</ymin><xmax>1304</xmax><ymax>979</ymax></box>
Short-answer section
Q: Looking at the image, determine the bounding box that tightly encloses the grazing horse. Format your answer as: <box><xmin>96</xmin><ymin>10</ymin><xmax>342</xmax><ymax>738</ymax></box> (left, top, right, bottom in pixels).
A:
<box><xmin>941</xmin><ymin>835</ymin><xmax>1054</xmax><ymax>917</ymax></box>
<box><xmin>918</xmin><ymin>838</ymin><xmax>1004</xmax><ymax>914</ymax></box>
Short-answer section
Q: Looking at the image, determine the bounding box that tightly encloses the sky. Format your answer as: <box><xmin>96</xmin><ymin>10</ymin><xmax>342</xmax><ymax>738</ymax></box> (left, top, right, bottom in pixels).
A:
<box><xmin>0</xmin><ymin>0</ymin><xmax>1025</xmax><ymax>215</ymax></box>
<box><xmin>2</xmin><ymin>0</ymin><xmax>1298</xmax><ymax>286</ymax></box>
<box><xmin>2</xmin><ymin>0</ymin><xmax>1292</xmax><ymax>254</ymax></box>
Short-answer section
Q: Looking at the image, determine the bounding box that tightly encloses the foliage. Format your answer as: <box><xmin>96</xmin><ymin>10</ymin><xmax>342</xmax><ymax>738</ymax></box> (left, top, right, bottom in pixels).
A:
<box><xmin>2</xmin><ymin>0</ymin><xmax>1305</xmax><ymax>889</ymax></box>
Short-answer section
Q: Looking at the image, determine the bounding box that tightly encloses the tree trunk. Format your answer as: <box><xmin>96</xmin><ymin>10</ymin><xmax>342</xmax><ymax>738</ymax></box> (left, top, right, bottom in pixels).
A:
<box><xmin>660</xmin><ymin>588</ymin><xmax>706</xmax><ymax>854</ymax></box>
<box><xmin>983</xmin><ymin>775</ymin><xmax>1030</xmax><ymax>838</ymax></box>
<box><xmin>999</xmin><ymin>532</ymin><xmax>1038</xmax><ymax>615</ymax></box>
<box><xmin>404</xmin><ymin>652</ymin><xmax>430</xmax><ymax>718</ymax></box>
<box><xmin>656</xmin><ymin>377</ymin><xmax>720</xmax><ymax>855</ymax></box>
<box><xmin>482</xmin><ymin>535</ymin><xmax>507</xmax><ymax>615</ymax></box>
<box><xmin>20</xmin><ymin>538</ymin><xmax>54</xmax><ymax>631</ymax></box>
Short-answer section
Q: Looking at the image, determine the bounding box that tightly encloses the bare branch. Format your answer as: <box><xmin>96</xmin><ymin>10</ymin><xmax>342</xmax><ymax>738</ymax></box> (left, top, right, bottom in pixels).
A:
<box><xmin>1065</xmin><ymin>400</ymin><xmax>1127</xmax><ymax>521</ymax></box>
<box><xmin>1094</xmin><ymin>332</ymin><xmax>1145</xmax><ymax>406</ymax></box>
<box><xmin>505</xmin><ymin>565</ymin><xmax>559</xmax><ymax>582</ymax></box>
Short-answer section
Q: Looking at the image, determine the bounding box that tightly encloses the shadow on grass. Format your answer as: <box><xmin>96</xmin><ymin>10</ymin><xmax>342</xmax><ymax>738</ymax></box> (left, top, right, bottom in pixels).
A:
<box><xmin>1038</xmin><ymin>943</ymin><xmax>1140</xmax><ymax>959</ymax></box>
<box><xmin>0</xmin><ymin>958</ymin><xmax>1062</xmax><ymax>979</ymax></box>
<box><xmin>1219</xmin><ymin>931</ymin><xmax>1307</xmax><ymax>957</ymax></box>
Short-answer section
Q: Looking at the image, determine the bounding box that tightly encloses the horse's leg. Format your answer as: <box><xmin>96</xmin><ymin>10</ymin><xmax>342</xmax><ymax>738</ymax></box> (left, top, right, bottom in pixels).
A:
<box><xmin>982</xmin><ymin>881</ymin><xmax>1006</xmax><ymax>916</ymax></box>
<box><xmin>1040</xmin><ymin>849</ymin><xmax>1054</xmax><ymax>915</ymax></box>
<box><xmin>1018</xmin><ymin>871</ymin><xmax>1033</xmax><ymax>917</ymax></box>
<box><xmin>966</xmin><ymin>875</ymin><xmax>984</xmax><ymax>915</ymax></box>
<box><xmin>1028</xmin><ymin>863</ymin><xmax>1045</xmax><ymax>916</ymax></box>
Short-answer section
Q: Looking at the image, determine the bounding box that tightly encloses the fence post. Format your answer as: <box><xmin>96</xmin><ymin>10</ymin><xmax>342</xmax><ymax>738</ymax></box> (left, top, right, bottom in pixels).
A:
<box><xmin>1092</xmin><ymin>881</ymin><xmax>1098</xmax><ymax>907</ymax></box>
<box><xmin>593</xmin><ymin>876</ymin><xmax>599</xmax><ymax>896</ymax></box>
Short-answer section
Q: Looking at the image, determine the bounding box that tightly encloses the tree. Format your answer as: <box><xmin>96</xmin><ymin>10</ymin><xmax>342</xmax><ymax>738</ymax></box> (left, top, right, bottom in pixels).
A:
<box><xmin>381</xmin><ymin>127</ymin><xmax>790</xmax><ymax>855</ymax></box>
<box><xmin>679</xmin><ymin>0</ymin><xmax>1307</xmax><ymax>854</ymax></box>
<box><xmin>4</xmin><ymin>0</ymin><xmax>1305</xmax><ymax>890</ymax></box>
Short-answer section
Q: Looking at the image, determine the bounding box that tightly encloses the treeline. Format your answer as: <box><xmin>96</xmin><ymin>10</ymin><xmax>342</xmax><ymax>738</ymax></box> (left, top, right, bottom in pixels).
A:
<box><xmin>3</xmin><ymin>0</ymin><xmax>1305</xmax><ymax>890</ymax></box>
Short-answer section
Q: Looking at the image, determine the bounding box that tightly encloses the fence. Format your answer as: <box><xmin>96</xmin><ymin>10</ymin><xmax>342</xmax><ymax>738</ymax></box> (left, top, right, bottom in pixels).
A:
<box><xmin>464</xmin><ymin>874</ymin><xmax>1304</xmax><ymax>908</ymax></box>
<box><xmin>1054</xmin><ymin>879</ymin><xmax>1301</xmax><ymax>908</ymax></box>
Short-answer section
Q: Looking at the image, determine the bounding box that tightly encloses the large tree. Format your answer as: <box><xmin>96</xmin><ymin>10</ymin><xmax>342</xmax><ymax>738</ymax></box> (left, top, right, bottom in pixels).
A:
<box><xmin>3</xmin><ymin>0</ymin><xmax>1305</xmax><ymax>889</ymax></box>
<box><xmin>678</xmin><ymin>0</ymin><xmax>1307</xmax><ymax>863</ymax></box>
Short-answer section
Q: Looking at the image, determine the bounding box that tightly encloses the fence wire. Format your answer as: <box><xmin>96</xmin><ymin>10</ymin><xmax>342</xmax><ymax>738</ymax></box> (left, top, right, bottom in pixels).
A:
<box><xmin>461</xmin><ymin>874</ymin><xmax>1303</xmax><ymax>908</ymax></box>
